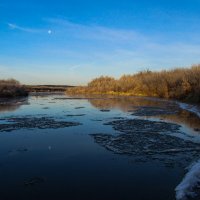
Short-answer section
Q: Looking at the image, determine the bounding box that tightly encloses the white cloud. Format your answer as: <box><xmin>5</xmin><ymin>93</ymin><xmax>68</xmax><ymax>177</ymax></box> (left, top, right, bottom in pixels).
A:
<box><xmin>8</xmin><ymin>23</ymin><xmax>52</xmax><ymax>35</ymax></box>
<box><xmin>8</xmin><ymin>23</ymin><xmax>41</xmax><ymax>33</ymax></box>
<box><xmin>3</xmin><ymin>18</ymin><xmax>200</xmax><ymax>84</ymax></box>
<box><xmin>46</xmin><ymin>18</ymin><xmax>147</xmax><ymax>43</ymax></box>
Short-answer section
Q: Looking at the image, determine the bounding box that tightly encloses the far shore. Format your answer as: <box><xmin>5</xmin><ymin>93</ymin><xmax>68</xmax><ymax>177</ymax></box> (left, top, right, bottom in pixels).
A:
<box><xmin>66</xmin><ymin>65</ymin><xmax>200</xmax><ymax>104</ymax></box>
<box><xmin>1</xmin><ymin>64</ymin><xmax>200</xmax><ymax>105</ymax></box>
<box><xmin>26</xmin><ymin>85</ymin><xmax>74</xmax><ymax>93</ymax></box>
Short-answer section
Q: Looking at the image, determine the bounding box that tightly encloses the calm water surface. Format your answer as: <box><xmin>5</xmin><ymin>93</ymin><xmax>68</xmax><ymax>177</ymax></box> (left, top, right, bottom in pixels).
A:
<box><xmin>0</xmin><ymin>94</ymin><xmax>200</xmax><ymax>200</ymax></box>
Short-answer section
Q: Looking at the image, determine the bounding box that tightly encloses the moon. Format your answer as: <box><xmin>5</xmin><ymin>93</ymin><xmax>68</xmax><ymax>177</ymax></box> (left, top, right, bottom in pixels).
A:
<box><xmin>48</xmin><ymin>30</ymin><xmax>52</xmax><ymax>34</ymax></box>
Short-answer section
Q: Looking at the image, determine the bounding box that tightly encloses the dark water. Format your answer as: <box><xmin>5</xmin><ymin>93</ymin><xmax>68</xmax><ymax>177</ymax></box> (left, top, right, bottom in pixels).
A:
<box><xmin>0</xmin><ymin>94</ymin><xmax>200</xmax><ymax>200</ymax></box>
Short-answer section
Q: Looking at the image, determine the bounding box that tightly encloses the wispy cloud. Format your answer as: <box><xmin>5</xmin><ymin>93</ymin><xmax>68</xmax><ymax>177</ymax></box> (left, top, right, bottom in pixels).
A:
<box><xmin>8</xmin><ymin>23</ymin><xmax>52</xmax><ymax>34</ymax></box>
<box><xmin>3</xmin><ymin>18</ymin><xmax>200</xmax><ymax>84</ymax></box>
<box><xmin>8</xmin><ymin>19</ymin><xmax>200</xmax><ymax>64</ymax></box>
<box><xmin>46</xmin><ymin>18</ymin><xmax>147</xmax><ymax>43</ymax></box>
<box><xmin>8</xmin><ymin>23</ymin><xmax>40</xmax><ymax>33</ymax></box>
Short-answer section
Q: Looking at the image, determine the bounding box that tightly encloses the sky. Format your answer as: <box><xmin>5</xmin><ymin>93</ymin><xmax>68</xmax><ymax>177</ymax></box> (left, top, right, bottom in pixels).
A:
<box><xmin>0</xmin><ymin>0</ymin><xmax>200</xmax><ymax>85</ymax></box>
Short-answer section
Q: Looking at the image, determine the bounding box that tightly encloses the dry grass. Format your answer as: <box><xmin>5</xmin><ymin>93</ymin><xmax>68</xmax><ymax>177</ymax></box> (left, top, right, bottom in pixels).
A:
<box><xmin>66</xmin><ymin>65</ymin><xmax>200</xmax><ymax>103</ymax></box>
<box><xmin>0</xmin><ymin>79</ymin><xmax>28</xmax><ymax>97</ymax></box>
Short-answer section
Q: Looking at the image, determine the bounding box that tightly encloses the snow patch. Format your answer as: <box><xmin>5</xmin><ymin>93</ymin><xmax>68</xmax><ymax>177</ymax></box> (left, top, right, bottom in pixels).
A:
<box><xmin>175</xmin><ymin>159</ymin><xmax>200</xmax><ymax>200</ymax></box>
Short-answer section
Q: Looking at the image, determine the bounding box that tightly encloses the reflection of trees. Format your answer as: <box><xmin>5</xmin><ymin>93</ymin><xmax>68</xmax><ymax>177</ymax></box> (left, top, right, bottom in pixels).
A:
<box><xmin>88</xmin><ymin>96</ymin><xmax>169</xmax><ymax>112</ymax></box>
<box><xmin>160</xmin><ymin>110</ymin><xmax>200</xmax><ymax>131</ymax></box>
<box><xmin>88</xmin><ymin>96</ymin><xmax>200</xmax><ymax>131</ymax></box>
<box><xmin>0</xmin><ymin>97</ymin><xmax>28</xmax><ymax>113</ymax></box>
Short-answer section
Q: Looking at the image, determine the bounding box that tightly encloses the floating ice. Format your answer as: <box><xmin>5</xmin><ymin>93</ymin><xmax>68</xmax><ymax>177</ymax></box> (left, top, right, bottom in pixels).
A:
<box><xmin>178</xmin><ymin>102</ymin><xmax>200</xmax><ymax>118</ymax></box>
<box><xmin>175</xmin><ymin>159</ymin><xmax>200</xmax><ymax>200</ymax></box>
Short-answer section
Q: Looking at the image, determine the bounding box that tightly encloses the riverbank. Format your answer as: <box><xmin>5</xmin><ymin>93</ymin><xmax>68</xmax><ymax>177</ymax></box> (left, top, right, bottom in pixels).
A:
<box><xmin>0</xmin><ymin>82</ymin><xmax>74</xmax><ymax>98</ymax></box>
<box><xmin>66</xmin><ymin>65</ymin><xmax>200</xmax><ymax>104</ymax></box>
<box><xmin>26</xmin><ymin>85</ymin><xmax>74</xmax><ymax>92</ymax></box>
<box><xmin>0</xmin><ymin>79</ymin><xmax>28</xmax><ymax>98</ymax></box>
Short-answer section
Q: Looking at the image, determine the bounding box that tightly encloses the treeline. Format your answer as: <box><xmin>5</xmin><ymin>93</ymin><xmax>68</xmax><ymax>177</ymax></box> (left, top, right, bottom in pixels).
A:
<box><xmin>66</xmin><ymin>65</ymin><xmax>200</xmax><ymax>103</ymax></box>
<box><xmin>0</xmin><ymin>79</ymin><xmax>28</xmax><ymax>98</ymax></box>
<box><xmin>26</xmin><ymin>85</ymin><xmax>72</xmax><ymax>92</ymax></box>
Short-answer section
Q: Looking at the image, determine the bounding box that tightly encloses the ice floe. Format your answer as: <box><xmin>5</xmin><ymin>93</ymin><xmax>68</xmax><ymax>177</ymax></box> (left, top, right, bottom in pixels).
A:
<box><xmin>178</xmin><ymin>102</ymin><xmax>200</xmax><ymax>118</ymax></box>
<box><xmin>175</xmin><ymin>159</ymin><xmax>200</xmax><ymax>200</ymax></box>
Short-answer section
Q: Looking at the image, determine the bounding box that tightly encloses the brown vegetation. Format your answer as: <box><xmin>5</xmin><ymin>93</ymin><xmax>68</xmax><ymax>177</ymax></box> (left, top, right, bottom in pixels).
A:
<box><xmin>26</xmin><ymin>85</ymin><xmax>73</xmax><ymax>92</ymax></box>
<box><xmin>66</xmin><ymin>65</ymin><xmax>200</xmax><ymax>103</ymax></box>
<box><xmin>0</xmin><ymin>79</ymin><xmax>28</xmax><ymax>98</ymax></box>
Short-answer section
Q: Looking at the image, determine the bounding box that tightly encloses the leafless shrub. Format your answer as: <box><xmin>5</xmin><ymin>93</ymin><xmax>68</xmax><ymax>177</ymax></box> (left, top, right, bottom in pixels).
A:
<box><xmin>66</xmin><ymin>65</ymin><xmax>200</xmax><ymax>103</ymax></box>
<box><xmin>0</xmin><ymin>79</ymin><xmax>28</xmax><ymax>97</ymax></box>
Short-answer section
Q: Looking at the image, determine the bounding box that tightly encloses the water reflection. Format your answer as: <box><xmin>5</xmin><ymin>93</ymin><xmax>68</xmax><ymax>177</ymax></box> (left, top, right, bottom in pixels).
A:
<box><xmin>88</xmin><ymin>96</ymin><xmax>169</xmax><ymax>111</ymax></box>
<box><xmin>159</xmin><ymin>110</ymin><xmax>200</xmax><ymax>132</ymax></box>
<box><xmin>0</xmin><ymin>94</ymin><xmax>199</xmax><ymax>200</ymax></box>
<box><xmin>0</xmin><ymin>97</ymin><xmax>28</xmax><ymax>113</ymax></box>
<box><xmin>87</xmin><ymin>96</ymin><xmax>200</xmax><ymax>132</ymax></box>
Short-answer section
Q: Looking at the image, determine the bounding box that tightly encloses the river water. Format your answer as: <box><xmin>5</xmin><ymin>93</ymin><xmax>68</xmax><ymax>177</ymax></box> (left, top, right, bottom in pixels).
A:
<box><xmin>0</xmin><ymin>93</ymin><xmax>200</xmax><ymax>200</ymax></box>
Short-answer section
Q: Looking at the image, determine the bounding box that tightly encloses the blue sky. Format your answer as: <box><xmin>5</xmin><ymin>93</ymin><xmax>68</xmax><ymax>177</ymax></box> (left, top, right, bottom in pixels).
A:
<box><xmin>0</xmin><ymin>0</ymin><xmax>200</xmax><ymax>85</ymax></box>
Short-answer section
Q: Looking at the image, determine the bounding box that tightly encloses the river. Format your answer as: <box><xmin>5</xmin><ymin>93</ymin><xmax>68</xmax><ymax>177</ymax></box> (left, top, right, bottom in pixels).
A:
<box><xmin>0</xmin><ymin>93</ymin><xmax>200</xmax><ymax>200</ymax></box>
